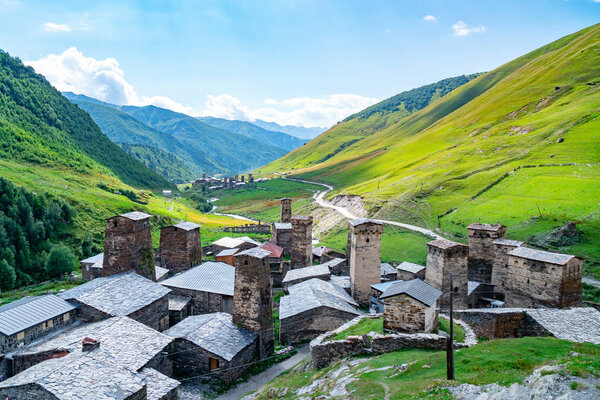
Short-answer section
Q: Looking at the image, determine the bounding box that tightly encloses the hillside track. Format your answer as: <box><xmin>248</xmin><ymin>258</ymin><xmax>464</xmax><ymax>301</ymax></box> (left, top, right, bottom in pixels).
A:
<box><xmin>282</xmin><ymin>176</ymin><xmax>444</xmax><ymax>239</ymax></box>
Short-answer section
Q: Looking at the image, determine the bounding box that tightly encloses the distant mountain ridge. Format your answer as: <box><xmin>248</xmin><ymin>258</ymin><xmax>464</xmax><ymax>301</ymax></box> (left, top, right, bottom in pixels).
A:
<box><xmin>64</xmin><ymin>93</ymin><xmax>293</xmax><ymax>182</ymax></box>
<box><xmin>197</xmin><ymin>116</ymin><xmax>308</xmax><ymax>151</ymax></box>
<box><xmin>252</xmin><ymin>119</ymin><xmax>326</xmax><ymax>139</ymax></box>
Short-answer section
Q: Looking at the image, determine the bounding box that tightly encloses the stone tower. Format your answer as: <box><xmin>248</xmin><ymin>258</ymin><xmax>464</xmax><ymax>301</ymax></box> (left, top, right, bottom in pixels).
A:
<box><xmin>159</xmin><ymin>221</ymin><xmax>202</xmax><ymax>274</ymax></box>
<box><xmin>348</xmin><ymin>219</ymin><xmax>384</xmax><ymax>305</ymax></box>
<box><xmin>291</xmin><ymin>215</ymin><xmax>313</xmax><ymax>269</ymax></box>
<box><xmin>233</xmin><ymin>248</ymin><xmax>274</xmax><ymax>359</ymax></box>
<box><xmin>425</xmin><ymin>239</ymin><xmax>469</xmax><ymax>309</ymax></box>
<box><xmin>249</xmin><ymin>173</ymin><xmax>254</xmax><ymax>183</ymax></box>
<box><xmin>467</xmin><ymin>223</ymin><xmax>506</xmax><ymax>284</ymax></box>
<box><xmin>272</xmin><ymin>222</ymin><xmax>292</xmax><ymax>256</ymax></box>
<box><xmin>280</xmin><ymin>198</ymin><xmax>292</xmax><ymax>223</ymax></box>
<box><xmin>103</xmin><ymin>211</ymin><xmax>155</xmax><ymax>280</ymax></box>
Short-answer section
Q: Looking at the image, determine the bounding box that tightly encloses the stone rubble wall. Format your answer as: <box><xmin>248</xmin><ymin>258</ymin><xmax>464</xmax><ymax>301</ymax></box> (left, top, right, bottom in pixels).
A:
<box><xmin>224</xmin><ymin>223</ymin><xmax>271</xmax><ymax>234</ymax></box>
<box><xmin>310</xmin><ymin>314</ymin><xmax>475</xmax><ymax>369</ymax></box>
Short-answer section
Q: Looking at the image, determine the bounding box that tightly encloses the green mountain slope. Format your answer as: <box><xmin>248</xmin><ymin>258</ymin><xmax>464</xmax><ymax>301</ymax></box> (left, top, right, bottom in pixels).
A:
<box><xmin>120</xmin><ymin>105</ymin><xmax>288</xmax><ymax>175</ymax></box>
<box><xmin>258</xmin><ymin>74</ymin><xmax>481</xmax><ymax>171</ymax></box>
<box><xmin>64</xmin><ymin>96</ymin><xmax>202</xmax><ymax>183</ymax></box>
<box><xmin>259</xmin><ymin>24</ymin><xmax>600</xmax><ymax>272</ymax></box>
<box><xmin>0</xmin><ymin>50</ymin><xmax>172</xmax><ymax>191</ymax></box>
<box><xmin>197</xmin><ymin>116</ymin><xmax>307</xmax><ymax>151</ymax></box>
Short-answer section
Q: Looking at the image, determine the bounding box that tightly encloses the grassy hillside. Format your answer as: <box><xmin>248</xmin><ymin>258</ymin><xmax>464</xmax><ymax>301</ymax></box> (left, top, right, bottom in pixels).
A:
<box><xmin>0</xmin><ymin>50</ymin><xmax>172</xmax><ymax>191</ymax></box>
<box><xmin>258</xmin><ymin>24</ymin><xmax>600</xmax><ymax>277</ymax></box>
<box><xmin>121</xmin><ymin>105</ymin><xmax>288</xmax><ymax>175</ymax></box>
<box><xmin>198</xmin><ymin>116</ymin><xmax>307</xmax><ymax>151</ymax></box>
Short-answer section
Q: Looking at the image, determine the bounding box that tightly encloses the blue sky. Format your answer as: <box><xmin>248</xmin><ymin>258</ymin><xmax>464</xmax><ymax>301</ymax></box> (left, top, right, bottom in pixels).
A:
<box><xmin>1</xmin><ymin>0</ymin><xmax>599</xmax><ymax>127</ymax></box>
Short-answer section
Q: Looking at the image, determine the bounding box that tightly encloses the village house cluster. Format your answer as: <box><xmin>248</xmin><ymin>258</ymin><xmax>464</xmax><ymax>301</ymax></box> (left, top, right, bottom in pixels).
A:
<box><xmin>192</xmin><ymin>172</ymin><xmax>269</xmax><ymax>192</ymax></box>
<box><xmin>0</xmin><ymin>198</ymin><xmax>588</xmax><ymax>398</ymax></box>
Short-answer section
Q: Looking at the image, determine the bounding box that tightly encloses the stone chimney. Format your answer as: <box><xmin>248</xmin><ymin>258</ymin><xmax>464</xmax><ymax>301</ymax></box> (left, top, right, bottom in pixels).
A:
<box><xmin>467</xmin><ymin>223</ymin><xmax>506</xmax><ymax>284</ymax></box>
<box><xmin>280</xmin><ymin>198</ymin><xmax>292</xmax><ymax>223</ymax></box>
<box><xmin>233</xmin><ymin>248</ymin><xmax>274</xmax><ymax>359</ymax></box>
<box><xmin>82</xmin><ymin>337</ymin><xmax>100</xmax><ymax>352</ymax></box>
<box><xmin>291</xmin><ymin>216</ymin><xmax>313</xmax><ymax>269</ymax></box>
<box><xmin>103</xmin><ymin>212</ymin><xmax>155</xmax><ymax>280</ymax></box>
<box><xmin>348</xmin><ymin>219</ymin><xmax>383</xmax><ymax>305</ymax></box>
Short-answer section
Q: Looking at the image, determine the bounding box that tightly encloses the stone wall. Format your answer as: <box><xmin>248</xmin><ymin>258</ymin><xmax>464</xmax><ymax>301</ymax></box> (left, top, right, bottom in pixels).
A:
<box><xmin>454</xmin><ymin>309</ymin><xmax>548</xmax><ymax>339</ymax></box>
<box><xmin>103</xmin><ymin>215</ymin><xmax>155</xmax><ymax>280</ymax></box>
<box><xmin>128</xmin><ymin>295</ymin><xmax>170</xmax><ymax>332</ymax></box>
<box><xmin>169</xmin><ymin>338</ymin><xmax>256</xmax><ymax>384</ymax></box>
<box><xmin>272</xmin><ymin>225</ymin><xmax>292</xmax><ymax>256</ymax></box>
<box><xmin>233</xmin><ymin>250</ymin><xmax>274</xmax><ymax>359</ymax></box>
<box><xmin>383</xmin><ymin>295</ymin><xmax>437</xmax><ymax>333</ymax></box>
<box><xmin>0</xmin><ymin>383</ymin><xmax>59</xmax><ymax>399</ymax></box>
<box><xmin>165</xmin><ymin>286</ymin><xmax>233</xmax><ymax>315</ymax></box>
<box><xmin>270</xmin><ymin>261</ymin><xmax>289</xmax><ymax>288</ymax></box>
<box><xmin>505</xmin><ymin>256</ymin><xmax>582</xmax><ymax>308</ymax></box>
<box><xmin>491</xmin><ymin>242</ymin><xmax>523</xmax><ymax>297</ymax></box>
<box><xmin>0</xmin><ymin>311</ymin><xmax>77</xmax><ymax>354</ymax></box>
<box><xmin>349</xmin><ymin>220</ymin><xmax>383</xmax><ymax>305</ymax></box>
<box><xmin>159</xmin><ymin>226</ymin><xmax>202</xmax><ymax>274</ymax></box>
<box><xmin>310</xmin><ymin>315</ymin><xmax>456</xmax><ymax>369</ymax></box>
<box><xmin>425</xmin><ymin>241</ymin><xmax>469</xmax><ymax>310</ymax></box>
<box><xmin>279</xmin><ymin>307</ymin><xmax>358</xmax><ymax>344</ymax></box>
<box><xmin>291</xmin><ymin>216</ymin><xmax>313</xmax><ymax>269</ymax></box>
<box><xmin>224</xmin><ymin>223</ymin><xmax>271</xmax><ymax>234</ymax></box>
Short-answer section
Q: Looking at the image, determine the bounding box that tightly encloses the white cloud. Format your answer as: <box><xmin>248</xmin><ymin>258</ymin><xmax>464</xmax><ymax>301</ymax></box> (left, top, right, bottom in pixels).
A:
<box><xmin>43</xmin><ymin>22</ymin><xmax>71</xmax><ymax>32</ymax></box>
<box><xmin>27</xmin><ymin>48</ymin><xmax>378</xmax><ymax>128</ymax></box>
<box><xmin>452</xmin><ymin>21</ymin><xmax>486</xmax><ymax>37</ymax></box>
<box><xmin>423</xmin><ymin>15</ymin><xmax>437</xmax><ymax>23</ymax></box>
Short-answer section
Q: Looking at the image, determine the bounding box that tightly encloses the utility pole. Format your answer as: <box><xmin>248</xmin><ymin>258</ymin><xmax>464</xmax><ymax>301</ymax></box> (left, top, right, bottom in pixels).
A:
<box><xmin>447</xmin><ymin>273</ymin><xmax>455</xmax><ymax>380</ymax></box>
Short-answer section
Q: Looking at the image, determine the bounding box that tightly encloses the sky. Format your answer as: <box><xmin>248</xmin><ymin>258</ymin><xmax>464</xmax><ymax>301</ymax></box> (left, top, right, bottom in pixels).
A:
<box><xmin>1</xmin><ymin>0</ymin><xmax>599</xmax><ymax>128</ymax></box>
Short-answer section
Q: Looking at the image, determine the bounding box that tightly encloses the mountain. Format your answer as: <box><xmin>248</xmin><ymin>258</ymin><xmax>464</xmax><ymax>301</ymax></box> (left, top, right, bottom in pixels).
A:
<box><xmin>118</xmin><ymin>105</ymin><xmax>288</xmax><ymax>176</ymax></box>
<box><xmin>258</xmin><ymin>24</ymin><xmax>600</xmax><ymax>267</ymax></box>
<box><xmin>197</xmin><ymin>116</ymin><xmax>308</xmax><ymax>151</ymax></box>
<box><xmin>252</xmin><ymin>119</ymin><xmax>326</xmax><ymax>139</ymax></box>
<box><xmin>0</xmin><ymin>50</ymin><xmax>171</xmax><ymax>191</ymax></box>
<box><xmin>64</xmin><ymin>95</ymin><xmax>201</xmax><ymax>183</ymax></box>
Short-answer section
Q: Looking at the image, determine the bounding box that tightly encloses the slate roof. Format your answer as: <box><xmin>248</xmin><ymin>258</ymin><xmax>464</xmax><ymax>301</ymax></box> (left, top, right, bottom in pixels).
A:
<box><xmin>160</xmin><ymin>262</ymin><xmax>235</xmax><ymax>296</ymax></box>
<box><xmin>119</xmin><ymin>211</ymin><xmax>151</xmax><ymax>221</ymax></box>
<box><xmin>330</xmin><ymin>275</ymin><xmax>351</xmax><ymax>289</ymax></box>
<box><xmin>155</xmin><ymin>266</ymin><xmax>169</xmax><ymax>281</ymax></box>
<box><xmin>349</xmin><ymin>218</ymin><xmax>383</xmax><ymax>227</ymax></box>
<box><xmin>80</xmin><ymin>252</ymin><xmax>104</xmax><ymax>265</ymax></box>
<box><xmin>168</xmin><ymin>294</ymin><xmax>191</xmax><ymax>311</ymax></box>
<box><xmin>380</xmin><ymin>279</ymin><xmax>442</xmax><ymax>306</ymax></box>
<box><xmin>492</xmin><ymin>238</ymin><xmax>525</xmax><ymax>247</ymax></box>
<box><xmin>313</xmin><ymin>246</ymin><xmax>338</xmax><ymax>258</ymax></box>
<box><xmin>260</xmin><ymin>242</ymin><xmax>284</xmax><ymax>258</ymax></box>
<box><xmin>321</xmin><ymin>258</ymin><xmax>347</xmax><ymax>269</ymax></box>
<box><xmin>21</xmin><ymin>316</ymin><xmax>173</xmax><ymax>372</ymax></box>
<box><xmin>427</xmin><ymin>239</ymin><xmax>467</xmax><ymax>250</ymax></box>
<box><xmin>140</xmin><ymin>368</ymin><xmax>180</xmax><ymax>400</ymax></box>
<box><xmin>280</xmin><ymin>283</ymin><xmax>360</xmax><ymax>319</ymax></box>
<box><xmin>468</xmin><ymin>281</ymin><xmax>481</xmax><ymax>296</ymax></box>
<box><xmin>273</xmin><ymin>222</ymin><xmax>292</xmax><ymax>230</ymax></box>
<box><xmin>212</xmin><ymin>236</ymin><xmax>260</xmax><ymax>249</ymax></box>
<box><xmin>381</xmin><ymin>263</ymin><xmax>397</xmax><ymax>276</ymax></box>
<box><xmin>237</xmin><ymin>247</ymin><xmax>271</xmax><ymax>259</ymax></box>
<box><xmin>0</xmin><ymin>295</ymin><xmax>78</xmax><ymax>337</ymax></box>
<box><xmin>397</xmin><ymin>261</ymin><xmax>426</xmax><ymax>274</ymax></box>
<box><xmin>58</xmin><ymin>272</ymin><xmax>170</xmax><ymax>317</ymax></box>
<box><xmin>173</xmin><ymin>221</ymin><xmax>201</xmax><ymax>231</ymax></box>
<box><xmin>0</xmin><ymin>349</ymin><xmax>145</xmax><ymax>399</ymax></box>
<box><xmin>371</xmin><ymin>281</ymin><xmax>399</xmax><ymax>294</ymax></box>
<box><xmin>467</xmin><ymin>223</ymin><xmax>504</xmax><ymax>231</ymax></box>
<box><xmin>508</xmin><ymin>246</ymin><xmax>575</xmax><ymax>265</ymax></box>
<box><xmin>288</xmin><ymin>278</ymin><xmax>358</xmax><ymax>307</ymax></box>
<box><xmin>165</xmin><ymin>313</ymin><xmax>257</xmax><ymax>361</ymax></box>
<box><xmin>216</xmin><ymin>248</ymin><xmax>240</xmax><ymax>257</ymax></box>
<box><xmin>282</xmin><ymin>264</ymin><xmax>330</xmax><ymax>284</ymax></box>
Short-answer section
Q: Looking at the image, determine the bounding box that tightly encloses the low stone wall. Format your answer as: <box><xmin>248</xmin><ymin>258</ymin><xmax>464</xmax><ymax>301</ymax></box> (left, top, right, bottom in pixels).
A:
<box><xmin>453</xmin><ymin>308</ymin><xmax>548</xmax><ymax>339</ymax></box>
<box><xmin>224</xmin><ymin>223</ymin><xmax>271</xmax><ymax>234</ymax></box>
<box><xmin>310</xmin><ymin>314</ymin><xmax>475</xmax><ymax>369</ymax></box>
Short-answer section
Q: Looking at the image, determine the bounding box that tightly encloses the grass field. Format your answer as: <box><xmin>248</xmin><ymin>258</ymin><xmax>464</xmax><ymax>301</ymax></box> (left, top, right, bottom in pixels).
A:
<box><xmin>253</xmin><ymin>337</ymin><xmax>600</xmax><ymax>399</ymax></box>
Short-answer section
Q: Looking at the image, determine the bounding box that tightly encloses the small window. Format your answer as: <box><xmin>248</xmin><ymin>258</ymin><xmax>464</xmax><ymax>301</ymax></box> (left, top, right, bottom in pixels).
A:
<box><xmin>17</xmin><ymin>331</ymin><xmax>25</xmax><ymax>340</ymax></box>
<box><xmin>209</xmin><ymin>357</ymin><xmax>220</xmax><ymax>371</ymax></box>
<box><xmin>63</xmin><ymin>314</ymin><xmax>70</xmax><ymax>322</ymax></box>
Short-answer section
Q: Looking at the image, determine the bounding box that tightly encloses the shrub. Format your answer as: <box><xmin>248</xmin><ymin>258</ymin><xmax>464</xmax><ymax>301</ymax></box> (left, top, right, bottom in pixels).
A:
<box><xmin>45</xmin><ymin>244</ymin><xmax>75</xmax><ymax>278</ymax></box>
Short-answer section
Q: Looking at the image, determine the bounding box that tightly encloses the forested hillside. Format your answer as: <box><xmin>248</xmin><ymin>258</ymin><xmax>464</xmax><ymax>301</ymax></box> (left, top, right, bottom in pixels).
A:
<box><xmin>0</xmin><ymin>50</ymin><xmax>172</xmax><ymax>190</ymax></box>
<box><xmin>259</xmin><ymin>23</ymin><xmax>600</xmax><ymax>276</ymax></box>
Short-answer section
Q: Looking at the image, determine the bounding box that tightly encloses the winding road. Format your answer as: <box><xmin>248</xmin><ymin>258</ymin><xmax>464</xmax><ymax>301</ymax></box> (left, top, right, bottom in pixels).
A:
<box><xmin>283</xmin><ymin>176</ymin><xmax>444</xmax><ymax>239</ymax></box>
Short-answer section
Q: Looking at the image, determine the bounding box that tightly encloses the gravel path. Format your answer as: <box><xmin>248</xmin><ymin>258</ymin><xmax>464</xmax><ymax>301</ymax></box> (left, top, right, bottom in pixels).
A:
<box><xmin>283</xmin><ymin>176</ymin><xmax>444</xmax><ymax>239</ymax></box>
<box><xmin>214</xmin><ymin>346</ymin><xmax>310</xmax><ymax>400</ymax></box>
